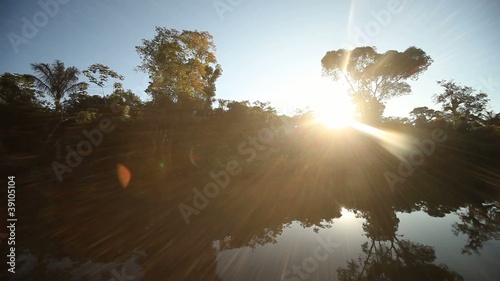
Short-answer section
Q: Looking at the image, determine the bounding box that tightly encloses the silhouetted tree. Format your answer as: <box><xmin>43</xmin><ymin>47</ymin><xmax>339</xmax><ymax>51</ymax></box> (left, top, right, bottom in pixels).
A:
<box><xmin>64</xmin><ymin>93</ymin><xmax>104</xmax><ymax>123</ymax></box>
<box><xmin>409</xmin><ymin>106</ymin><xmax>443</xmax><ymax>127</ymax></box>
<box><xmin>83</xmin><ymin>63</ymin><xmax>124</xmax><ymax>105</ymax></box>
<box><xmin>433</xmin><ymin>80</ymin><xmax>490</xmax><ymax>129</ymax></box>
<box><xmin>321</xmin><ymin>46</ymin><xmax>433</xmax><ymax>124</ymax></box>
<box><xmin>28</xmin><ymin>60</ymin><xmax>88</xmax><ymax>119</ymax></box>
<box><xmin>484</xmin><ymin>110</ymin><xmax>500</xmax><ymax>126</ymax></box>
<box><xmin>0</xmin><ymin>72</ymin><xmax>45</xmax><ymax>108</ymax></box>
<box><xmin>107</xmin><ymin>82</ymin><xmax>144</xmax><ymax>120</ymax></box>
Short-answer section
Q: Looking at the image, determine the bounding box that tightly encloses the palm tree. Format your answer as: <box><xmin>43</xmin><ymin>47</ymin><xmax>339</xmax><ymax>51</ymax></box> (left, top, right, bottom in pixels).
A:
<box><xmin>29</xmin><ymin>60</ymin><xmax>87</xmax><ymax>119</ymax></box>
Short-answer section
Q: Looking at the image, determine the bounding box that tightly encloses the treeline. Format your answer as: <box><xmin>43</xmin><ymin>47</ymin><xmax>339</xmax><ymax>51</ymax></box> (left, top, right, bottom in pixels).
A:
<box><xmin>0</xmin><ymin>27</ymin><xmax>499</xmax><ymax>185</ymax></box>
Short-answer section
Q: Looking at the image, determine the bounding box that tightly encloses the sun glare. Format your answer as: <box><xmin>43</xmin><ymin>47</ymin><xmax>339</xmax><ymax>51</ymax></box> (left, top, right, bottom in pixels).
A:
<box><xmin>315</xmin><ymin>104</ymin><xmax>355</xmax><ymax>128</ymax></box>
<box><xmin>312</xmin><ymin>81</ymin><xmax>355</xmax><ymax>129</ymax></box>
<box><xmin>340</xmin><ymin>207</ymin><xmax>355</xmax><ymax>218</ymax></box>
<box><xmin>270</xmin><ymin>74</ymin><xmax>355</xmax><ymax>127</ymax></box>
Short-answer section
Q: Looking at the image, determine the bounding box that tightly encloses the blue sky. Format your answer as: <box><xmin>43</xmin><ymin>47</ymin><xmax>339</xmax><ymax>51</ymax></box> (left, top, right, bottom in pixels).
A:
<box><xmin>1</xmin><ymin>0</ymin><xmax>499</xmax><ymax>118</ymax></box>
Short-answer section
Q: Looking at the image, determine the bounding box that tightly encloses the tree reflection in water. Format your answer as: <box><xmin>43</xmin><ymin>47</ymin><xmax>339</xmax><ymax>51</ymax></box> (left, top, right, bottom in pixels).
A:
<box><xmin>337</xmin><ymin>239</ymin><xmax>464</xmax><ymax>281</ymax></box>
<box><xmin>9</xmin><ymin>125</ymin><xmax>500</xmax><ymax>281</ymax></box>
<box><xmin>337</xmin><ymin>204</ymin><xmax>464</xmax><ymax>281</ymax></box>
<box><xmin>452</xmin><ymin>202</ymin><xmax>500</xmax><ymax>255</ymax></box>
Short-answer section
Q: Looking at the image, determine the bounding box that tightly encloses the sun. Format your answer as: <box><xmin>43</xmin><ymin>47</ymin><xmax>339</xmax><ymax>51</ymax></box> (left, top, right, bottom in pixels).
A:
<box><xmin>269</xmin><ymin>74</ymin><xmax>355</xmax><ymax>126</ymax></box>
<box><xmin>310</xmin><ymin>80</ymin><xmax>355</xmax><ymax>129</ymax></box>
<box><xmin>314</xmin><ymin>102</ymin><xmax>355</xmax><ymax>128</ymax></box>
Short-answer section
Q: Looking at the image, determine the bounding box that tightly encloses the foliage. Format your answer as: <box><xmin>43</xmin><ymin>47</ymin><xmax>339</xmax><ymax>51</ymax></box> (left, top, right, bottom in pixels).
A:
<box><xmin>82</xmin><ymin>63</ymin><xmax>124</xmax><ymax>105</ymax></box>
<box><xmin>108</xmin><ymin>82</ymin><xmax>144</xmax><ymax>120</ymax></box>
<box><xmin>452</xmin><ymin>203</ymin><xmax>500</xmax><ymax>255</ymax></box>
<box><xmin>83</xmin><ymin>63</ymin><xmax>124</xmax><ymax>89</ymax></box>
<box><xmin>28</xmin><ymin>60</ymin><xmax>88</xmax><ymax>118</ymax></box>
<box><xmin>136</xmin><ymin>27</ymin><xmax>222</xmax><ymax>116</ymax></box>
<box><xmin>321</xmin><ymin>46</ymin><xmax>433</xmax><ymax>123</ymax></box>
<box><xmin>409</xmin><ymin>106</ymin><xmax>444</xmax><ymax>127</ymax></box>
<box><xmin>337</xmin><ymin>239</ymin><xmax>464</xmax><ymax>281</ymax></box>
<box><xmin>433</xmin><ymin>80</ymin><xmax>490</xmax><ymax>129</ymax></box>
<box><xmin>0</xmin><ymin>72</ymin><xmax>46</xmax><ymax>108</ymax></box>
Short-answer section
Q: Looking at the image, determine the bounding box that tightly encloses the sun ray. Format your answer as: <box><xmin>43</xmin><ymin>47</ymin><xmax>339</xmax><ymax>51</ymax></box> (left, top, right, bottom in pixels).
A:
<box><xmin>350</xmin><ymin>121</ymin><xmax>412</xmax><ymax>157</ymax></box>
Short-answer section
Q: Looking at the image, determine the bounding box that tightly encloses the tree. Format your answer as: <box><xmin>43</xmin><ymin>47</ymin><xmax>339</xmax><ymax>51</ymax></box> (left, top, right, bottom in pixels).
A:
<box><xmin>64</xmin><ymin>93</ymin><xmax>104</xmax><ymax>123</ymax></box>
<box><xmin>292</xmin><ymin>108</ymin><xmax>316</xmax><ymax>127</ymax></box>
<box><xmin>29</xmin><ymin>60</ymin><xmax>88</xmax><ymax>118</ymax></box>
<box><xmin>135</xmin><ymin>27</ymin><xmax>222</xmax><ymax>116</ymax></box>
<box><xmin>82</xmin><ymin>63</ymin><xmax>124</xmax><ymax>106</ymax></box>
<box><xmin>409</xmin><ymin>106</ymin><xmax>443</xmax><ymax>127</ymax></box>
<box><xmin>0</xmin><ymin>73</ymin><xmax>49</xmax><ymax>164</ymax></box>
<box><xmin>452</xmin><ymin>203</ymin><xmax>500</xmax><ymax>255</ymax></box>
<box><xmin>337</xmin><ymin>206</ymin><xmax>463</xmax><ymax>281</ymax></box>
<box><xmin>433</xmin><ymin>80</ymin><xmax>490</xmax><ymax>129</ymax></box>
<box><xmin>321</xmin><ymin>46</ymin><xmax>433</xmax><ymax>123</ymax></box>
<box><xmin>0</xmin><ymin>72</ymin><xmax>45</xmax><ymax>108</ymax></box>
<box><xmin>484</xmin><ymin>111</ymin><xmax>500</xmax><ymax>126</ymax></box>
<box><xmin>135</xmin><ymin>27</ymin><xmax>222</xmax><ymax>171</ymax></box>
<box><xmin>337</xmin><ymin>239</ymin><xmax>464</xmax><ymax>281</ymax></box>
<box><xmin>107</xmin><ymin>82</ymin><xmax>144</xmax><ymax>120</ymax></box>
<box><xmin>381</xmin><ymin>116</ymin><xmax>411</xmax><ymax>127</ymax></box>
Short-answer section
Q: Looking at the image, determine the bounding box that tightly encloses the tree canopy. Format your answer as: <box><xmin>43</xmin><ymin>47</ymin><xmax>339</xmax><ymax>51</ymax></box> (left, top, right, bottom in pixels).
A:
<box><xmin>82</xmin><ymin>63</ymin><xmax>124</xmax><ymax>105</ymax></box>
<box><xmin>433</xmin><ymin>80</ymin><xmax>490</xmax><ymax>129</ymax></box>
<box><xmin>135</xmin><ymin>27</ymin><xmax>222</xmax><ymax>115</ymax></box>
<box><xmin>0</xmin><ymin>72</ymin><xmax>44</xmax><ymax>108</ymax></box>
<box><xmin>28</xmin><ymin>60</ymin><xmax>88</xmax><ymax>118</ymax></box>
<box><xmin>321</xmin><ymin>46</ymin><xmax>433</xmax><ymax>123</ymax></box>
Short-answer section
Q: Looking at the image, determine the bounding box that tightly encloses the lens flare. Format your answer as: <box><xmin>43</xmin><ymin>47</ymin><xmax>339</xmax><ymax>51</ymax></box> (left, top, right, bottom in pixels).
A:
<box><xmin>117</xmin><ymin>163</ymin><xmax>131</xmax><ymax>188</ymax></box>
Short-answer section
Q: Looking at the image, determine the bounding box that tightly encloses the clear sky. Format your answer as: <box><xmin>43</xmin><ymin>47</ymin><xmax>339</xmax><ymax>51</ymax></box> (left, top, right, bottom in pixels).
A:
<box><xmin>1</xmin><ymin>0</ymin><xmax>499</xmax><ymax>118</ymax></box>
